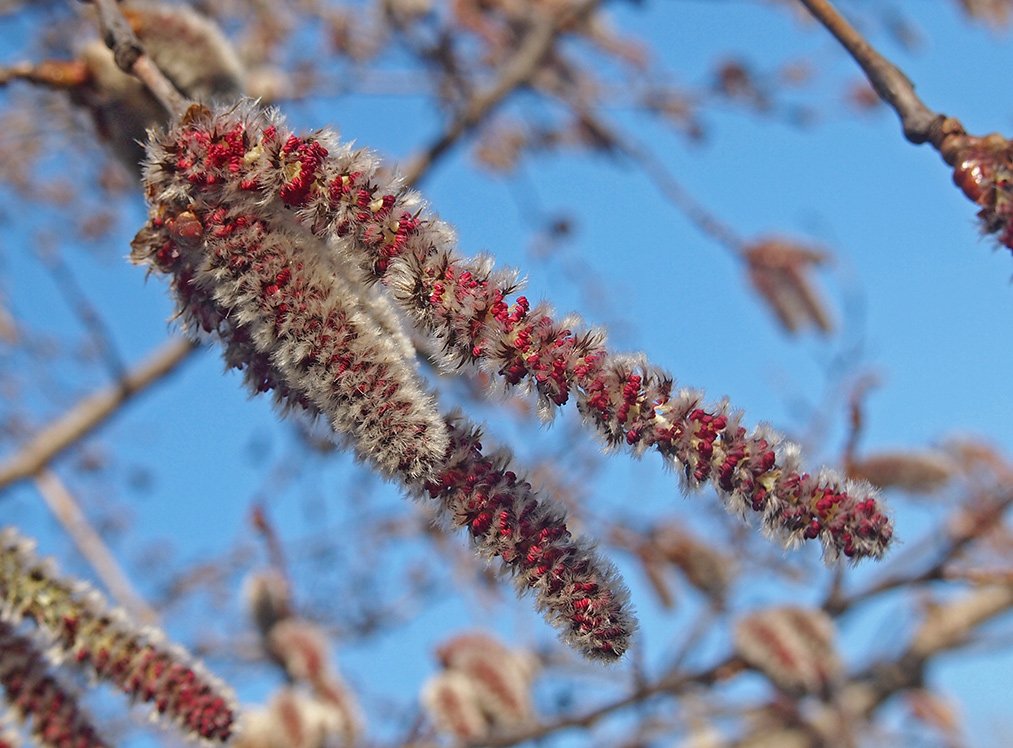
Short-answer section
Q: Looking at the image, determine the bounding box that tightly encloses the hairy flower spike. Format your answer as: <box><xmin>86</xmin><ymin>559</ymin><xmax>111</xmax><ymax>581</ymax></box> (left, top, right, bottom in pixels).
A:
<box><xmin>136</xmin><ymin>105</ymin><xmax>634</xmax><ymax>659</ymax></box>
<box><xmin>423</xmin><ymin>420</ymin><xmax>634</xmax><ymax>660</ymax></box>
<box><xmin>138</xmin><ymin>100</ymin><xmax>892</xmax><ymax>564</ymax></box>
<box><xmin>132</xmin><ymin>121</ymin><xmax>448</xmax><ymax>481</ymax></box>
<box><xmin>0</xmin><ymin>620</ymin><xmax>109</xmax><ymax>748</ymax></box>
<box><xmin>0</xmin><ymin>528</ymin><xmax>236</xmax><ymax>742</ymax></box>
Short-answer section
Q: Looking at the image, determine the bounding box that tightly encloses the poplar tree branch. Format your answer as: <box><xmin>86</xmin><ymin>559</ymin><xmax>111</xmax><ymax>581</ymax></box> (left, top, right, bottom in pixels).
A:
<box><xmin>0</xmin><ymin>337</ymin><xmax>199</xmax><ymax>491</ymax></box>
<box><xmin>402</xmin><ymin>0</ymin><xmax>600</xmax><ymax>186</ymax></box>
<box><xmin>79</xmin><ymin>0</ymin><xmax>191</xmax><ymax>117</ymax></box>
<box><xmin>798</xmin><ymin>0</ymin><xmax>948</xmax><ymax>146</ymax></box>
<box><xmin>471</xmin><ymin>655</ymin><xmax>741</xmax><ymax>747</ymax></box>
<box><xmin>35</xmin><ymin>468</ymin><xmax>158</xmax><ymax>624</ymax></box>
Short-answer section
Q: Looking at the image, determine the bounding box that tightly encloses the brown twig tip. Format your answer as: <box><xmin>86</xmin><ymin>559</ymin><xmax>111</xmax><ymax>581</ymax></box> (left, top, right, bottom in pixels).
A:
<box><xmin>798</xmin><ymin>0</ymin><xmax>942</xmax><ymax>144</ymax></box>
<box><xmin>798</xmin><ymin>1</ymin><xmax>1013</xmax><ymax>257</ymax></box>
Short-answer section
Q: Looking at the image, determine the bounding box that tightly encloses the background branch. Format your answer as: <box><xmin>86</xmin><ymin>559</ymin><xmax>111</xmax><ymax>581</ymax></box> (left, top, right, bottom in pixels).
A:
<box><xmin>0</xmin><ymin>337</ymin><xmax>199</xmax><ymax>491</ymax></box>
<box><xmin>798</xmin><ymin>0</ymin><xmax>945</xmax><ymax>144</ymax></box>
<box><xmin>35</xmin><ymin>468</ymin><xmax>158</xmax><ymax>624</ymax></box>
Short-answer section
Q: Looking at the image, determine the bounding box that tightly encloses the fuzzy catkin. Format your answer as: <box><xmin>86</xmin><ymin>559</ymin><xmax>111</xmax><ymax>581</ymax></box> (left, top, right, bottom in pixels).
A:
<box><xmin>131</xmin><ymin>167</ymin><xmax>449</xmax><ymax>482</ymax></box>
<box><xmin>425</xmin><ymin>418</ymin><xmax>634</xmax><ymax>660</ymax></box>
<box><xmin>0</xmin><ymin>620</ymin><xmax>109</xmax><ymax>748</ymax></box>
<box><xmin>139</xmin><ymin>101</ymin><xmax>893</xmax><ymax>562</ymax></box>
<box><xmin>734</xmin><ymin>606</ymin><xmax>841</xmax><ymax>696</ymax></box>
<box><xmin>435</xmin><ymin>633</ymin><xmax>536</xmax><ymax>726</ymax></box>
<box><xmin>134</xmin><ymin>104</ymin><xmax>636</xmax><ymax>659</ymax></box>
<box><xmin>0</xmin><ymin>528</ymin><xmax>235</xmax><ymax>742</ymax></box>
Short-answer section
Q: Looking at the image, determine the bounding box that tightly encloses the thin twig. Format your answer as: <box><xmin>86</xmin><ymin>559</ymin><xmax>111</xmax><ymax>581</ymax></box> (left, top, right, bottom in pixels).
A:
<box><xmin>604</xmin><ymin>121</ymin><xmax>745</xmax><ymax>256</ymax></box>
<box><xmin>0</xmin><ymin>59</ymin><xmax>90</xmax><ymax>89</ymax></box>
<box><xmin>797</xmin><ymin>0</ymin><xmax>946</xmax><ymax>145</ymax></box>
<box><xmin>402</xmin><ymin>0</ymin><xmax>600</xmax><ymax>186</ymax></box>
<box><xmin>35</xmin><ymin>468</ymin><xmax>159</xmax><ymax>624</ymax></box>
<box><xmin>81</xmin><ymin>0</ymin><xmax>191</xmax><ymax>117</ymax></box>
<box><xmin>131</xmin><ymin>54</ymin><xmax>190</xmax><ymax>118</ymax></box>
<box><xmin>471</xmin><ymin>656</ymin><xmax>741</xmax><ymax>747</ymax></box>
<box><xmin>87</xmin><ymin>0</ymin><xmax>142</xmax><ymax>71</ymax></box>
<box><xmin>0</xmin><ymin>337</ymin><xmax>199</xmax><ymax>491</ymax></box>
<box><xmin>42</xmin><ymin>249</ymin><xmax>127</xmax><ymax>380</ymax></box>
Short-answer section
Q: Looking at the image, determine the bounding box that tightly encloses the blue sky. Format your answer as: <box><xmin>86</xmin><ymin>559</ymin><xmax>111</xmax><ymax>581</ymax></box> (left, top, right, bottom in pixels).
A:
<box><xmin>2</xmin><ymin>1</ymin><xmax>1012</xmax><ymax>745</ymax></box>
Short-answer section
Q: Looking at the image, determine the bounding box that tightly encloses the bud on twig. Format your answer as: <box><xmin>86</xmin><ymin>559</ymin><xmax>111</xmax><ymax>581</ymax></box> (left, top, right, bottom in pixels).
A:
<box><xmin>78</xmin><ymin>2</ymin><xmax>243</xmax><ymax>170</ymax></box>
<box><xmin>940</xmin><ymin>130</ymin><xmax>1013</xmax><ymax>253</ymax></box>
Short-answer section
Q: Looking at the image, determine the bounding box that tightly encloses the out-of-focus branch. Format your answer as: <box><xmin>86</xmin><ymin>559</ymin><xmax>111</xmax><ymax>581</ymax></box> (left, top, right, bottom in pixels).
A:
<box><xmin>0</xmin><ymin>59</ymin><xmax>91</xmax><ymax>89</ymax></box>
<box><xmin>0</xmin><ymin>337</ymin><xmax>199</xmax><ymax>491</ymax></box>
<box><xmin>836</xmin><ymin>582</ymin><xmax>1013</xmax><ymax>719</ymax></box>
<box><xmin>470</xmin><ymin>656</ymin><xmax>742</xmax><ymax>747</ymax></box>
<box><xmin>909</xmin><ymin>583</ymin><xmax>1013</xmax><ymax>658</ymax></box>
<box><xmin>34</xmin><ymin>468</ymin><xmax>158</xmax><ymax>624</ymax></box>
<box><xmin>554</xmin><ymin>105</ymin><xmax>836</xmax><ymax>333</ymax></box>
<box><xmin>615</xmin><ymin>131</ymin><xmax>745</xmax><ymax>256</ymax></box>
<box><xmin>43</xmin><ymin>249</ymin><xmax>126</xmax><ymax>379</ymax></box>
<box><xmin>797</xmin><ymin>0</ymin><xmax>946</xmax><ymax>145</ymax></box>
<box><xmin>402</xmin><ymin>0</ymin><xmax>600</xmax><ymax>186</ymax></box>
<box><xmin>85</xmin><ymin>0</ymin><xmax>143</xmax><ymax>71</ymax></box>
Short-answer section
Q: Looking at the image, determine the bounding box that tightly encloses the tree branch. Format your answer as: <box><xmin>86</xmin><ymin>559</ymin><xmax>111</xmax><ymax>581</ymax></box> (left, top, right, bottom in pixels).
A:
<box><xmin>35</xmin><ymin>468</ymin><xmax>158</xmax><ymax>624</ymax></box>
<box><xmin>797</xmin><ymin>0</ymin><xmax>946</xmax><ymax>145</ymax></box>
<box><xmin>79</xmin><ymin>0</ymin><xmax>191</xmax><ymax>117</ymax></box>
<box><xmin>471</xmin><ymin>656</ymin><xmax>742</xmax><ymax>747</ymax></box>
<box><xmin>0</xmin><ymin>337</ymin><xmax>199</xmax><ymax>491</ymax></box>
<box><xmin>401</xmin><ymin>0</ymin><xmax>600</xmax><ymax>186</ymax></box>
